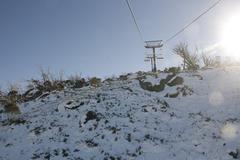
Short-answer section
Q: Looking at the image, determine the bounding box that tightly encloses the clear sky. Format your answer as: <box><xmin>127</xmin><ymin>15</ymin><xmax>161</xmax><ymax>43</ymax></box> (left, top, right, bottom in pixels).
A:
<box><xmin>0</xmin><ymin>0</ymin><xmax>240</xmax><ymax>87</ymax></box>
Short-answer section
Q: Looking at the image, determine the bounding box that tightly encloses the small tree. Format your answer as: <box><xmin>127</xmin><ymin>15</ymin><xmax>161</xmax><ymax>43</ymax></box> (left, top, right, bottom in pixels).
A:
<box><xmin>173</xmin><ymin>43</ymin><xmax>199</xmax><ymax>71</ymax></box>
<box><xmin>201</xmin><ymin>52</ymin><xmax>219</xmax><ymax>67</ymax></box>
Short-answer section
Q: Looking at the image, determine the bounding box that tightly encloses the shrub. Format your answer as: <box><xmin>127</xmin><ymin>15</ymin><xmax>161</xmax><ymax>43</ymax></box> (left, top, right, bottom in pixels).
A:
<box><xmin>119</xmin><ymin>74</ymin><xmax>128</xmax><ymax>81</ymax></box>
<box><xmin>68</xmin><ymin>74</ymin><xmax>86</xmax><ymax>88</ymax></box>
<box><xmin>27</xmin><ymin>79</ymin><xmax>64</xmax><ymax>93</ymax></box>
<box><xmin>89</xmin><ymin>77</ymin><xmax>101</xmax><ymax>87</ymax></box>
<box><xmin>39</xmin><ymin>67</ymin><xmax>64</xmax><ymax>84</ymax></box>
<box><xmin>22</xmin><ymin>69</ymin><xmax>65</xmax><ymax>102</ymax></box>
<box><xmin>173</xmin><ymin>43</ymin><xmax>199</xmax><ymax>71</ymax></box>
<box><xmin>4</xmin><ymin>103</ymin><xmax>21</xmax><ymax>114</ymax></box>
<box><xmin>73</xmin><ymin>79</ymin><xmax>86</xmax><ymax>88</ymax></box>
<box><xmin>201</xmin><ymin>52</ymin><xmax>220</xmax><ymax>67</ymax></box>
<box><xmin>164</xmin><ymin>67</ymin><xmax>181</xmax><ymax>75</ymax></box>
<box><xmin>1</xmin><ymin>86</ymin><xmax>22</xmax><ymax>114</ymax></box>
<box><xmin>68</xmin><ymin>73</ymin><xmax>82</xmax><ymax>82</ymax></box>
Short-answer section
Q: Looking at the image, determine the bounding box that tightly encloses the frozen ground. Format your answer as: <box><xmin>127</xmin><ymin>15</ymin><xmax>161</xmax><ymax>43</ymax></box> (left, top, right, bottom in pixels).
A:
<box><xmin>1</xmin><ymin>67</ymin><xmax>240</xmax><ymax>160</ymax></box>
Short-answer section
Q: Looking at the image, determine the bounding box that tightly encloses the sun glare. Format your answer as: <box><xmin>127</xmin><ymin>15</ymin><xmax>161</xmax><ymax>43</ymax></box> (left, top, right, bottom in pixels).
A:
<box><xmin>221</xmin><ymin>14</ymin><xmax>240</xmax><ymax>58</ymax></box>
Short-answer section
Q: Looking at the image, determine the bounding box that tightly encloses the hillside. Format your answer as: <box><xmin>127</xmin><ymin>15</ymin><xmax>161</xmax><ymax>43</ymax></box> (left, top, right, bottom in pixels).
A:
<box><xmin>1</xmin><ymin>67</ymin><xmax>240</xmax><ymax>160</ymax></box>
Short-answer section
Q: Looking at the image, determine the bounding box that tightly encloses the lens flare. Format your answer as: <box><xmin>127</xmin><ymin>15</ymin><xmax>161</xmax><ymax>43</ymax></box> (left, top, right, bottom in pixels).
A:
<box><xmin>220</xmin><ymin>14</ymin><xmax>240</xmax><ymax>58</ymax></box>
<box><xmin>221</xmin><ymin>123</ymin><xmax>238</xmax><ymax>139</ymax></box>
<box><xmin>209</xmin><ymin>91</ymin><xmax>224</xmax><ymax>106</ymax></box>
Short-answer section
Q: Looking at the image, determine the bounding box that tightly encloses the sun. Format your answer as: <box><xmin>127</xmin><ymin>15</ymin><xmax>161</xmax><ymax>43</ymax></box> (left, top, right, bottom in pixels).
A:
<box><xmin>220</xmin><ymin>14</ymin><xmax>240</xmax><ymax>58</ymax></box>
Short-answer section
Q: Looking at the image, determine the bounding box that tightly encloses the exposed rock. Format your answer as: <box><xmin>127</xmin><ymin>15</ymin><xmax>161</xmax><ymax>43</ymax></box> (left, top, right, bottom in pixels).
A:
<box><xmin>84</xmin><ymin>111</ymin><xmax>99</xmax><ymax>124</ymax></box>
<box><xmin>23</xmin><ymin>90</ymin><xmax>42</xmax><ymax>102</ymax></box>
<box><xmin>177</xmin><ymin>85</ymin><xmax>193</xmax><ymax>96</ymax></box>
<box><xmin>165</xmin><ymin>92</ymin><xmax>179</xmax><ymax>98</ymax></box>
<box><xmin>229</xmin><ymin>149</ymin><xmax>239</xmax><ymax>159</ymax></box>
<box><xmin>167</xmin><ymin>76</ymin><xmax>184</xmax><ymax>86</ymax></box>
<box><xmin>163</xmin><ymin>74</ymin><xmax>176</xmax><ymax>83</ymax></box>
<box><xmin>165</xmin><ymin>85</ymin><xmax>193</xmax><ymax>98</ymax></box>
<box><xmin>139</xmin><ymin>79</ymin><xmax>165</xmax><ymax>92</ymax></box>
<box><xmin>192</xmin><ymin>74</ymin><xmax>203</xmax><ymax>80</ymax></box>
<box><xmin>85</xmin><ymin>140</ymin><xmax>98</xmax><ymax>147</ymax></box>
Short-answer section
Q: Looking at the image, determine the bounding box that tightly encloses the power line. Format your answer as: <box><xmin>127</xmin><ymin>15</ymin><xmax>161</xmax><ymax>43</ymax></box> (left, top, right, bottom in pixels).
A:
<box><xmin>125</xmin><ymin>0</ymin><xmax>144</xmax><ymax>42</ymax></box>
<box><xmin>165</xmin><ymin>0</ymin><xmax>223</xmax><ymax>43</ymax></box>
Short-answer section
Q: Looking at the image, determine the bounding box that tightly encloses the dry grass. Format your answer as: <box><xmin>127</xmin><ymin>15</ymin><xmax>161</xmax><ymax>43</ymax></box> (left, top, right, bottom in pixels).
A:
<box><xmin>89</xmin><ymin>77</ymin><xmax>101</xmax><ymax>87</ymax></box>
<box><xmin>4</xmin><ymin>103</ymin><xmax>21</xmax><ymax>114</ymax></box>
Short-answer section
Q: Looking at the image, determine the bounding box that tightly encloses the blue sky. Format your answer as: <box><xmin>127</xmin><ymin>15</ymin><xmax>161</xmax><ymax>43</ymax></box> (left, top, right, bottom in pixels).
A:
<box><xmin>0</xmin><ymin>0</ymin><xmax>240</xmax><ymax>87</ymax></box>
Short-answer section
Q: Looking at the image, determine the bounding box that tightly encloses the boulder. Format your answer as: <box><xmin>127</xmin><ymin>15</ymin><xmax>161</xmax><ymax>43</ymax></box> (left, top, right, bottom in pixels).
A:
<box><xmin>167</xmin><ymin>76</ymin><xmax>184</xmax><ymax>86</ymax></box>
<box><xmin>139</xmin><ymin>79</ymin><xmax>165</xmax><ymax>92</ymax></box>
<box><xmin>164</xmin><ymin>92</ymin><xmax>179</xmax><ymax>98</ymax></box>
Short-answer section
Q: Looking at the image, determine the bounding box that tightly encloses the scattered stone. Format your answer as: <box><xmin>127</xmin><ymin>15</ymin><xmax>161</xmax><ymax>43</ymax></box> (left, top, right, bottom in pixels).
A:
<box><xmin>85</xmin><ymin>140</ymin><xmax>98</xmax><ymax>147</ymax></box>
<box><xmin>165</xmin><ymin>92</ymin><xmax>179</xmax><ymax>98</ymax></box>
<box><xmin>84</xmin><ymin>111</ymin><xmax>99</xmax><ymax>124</ymax></box>
<box><xmin>177</xmin><ymin>85</ymin><xmax>193</xmax><ymax>96</ymax></box>
<box><xmin>229</xmin><ymin>149</ymin><xmax>239</xmax><ymax>159</ymax></box>
<box><xmin>165</xmin><ymin>85</ymin><xmax>193</xmax><ymax>98</ymax></box>
<box><xmin>1</xmin><ymin>118</ymin><xmax>27</xmax><ymax>126</ymax></box>
<box><xmin>126</xmin><ymin>133</ymin><xmax>131</xmax><ymax>142</ymax></box>
<box><xmin>193</xmin><ymin>74</ymin><xmax>203</xmax><ymax>80</ymax></box>
<box><xmin>66</xmin><ymin>101</ymin><xmax>73</xmax><ymax>105</ymax></box>
<box><xmin>62</xmin><ymin>149</ymin><xmax>69</xmax><ymax>157</ymax></box>
<box><xmin>30</xmin><ymin>126</ymin><xmax>46</xmax><ymax>135</ymax></box>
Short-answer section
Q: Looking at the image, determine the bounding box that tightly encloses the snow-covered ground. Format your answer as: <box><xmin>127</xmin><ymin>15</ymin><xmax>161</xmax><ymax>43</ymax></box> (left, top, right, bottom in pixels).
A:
<box><xmin>1</xmin><ymin>67</ymin><xmax>240</xmax><ymax>160</ymax></box>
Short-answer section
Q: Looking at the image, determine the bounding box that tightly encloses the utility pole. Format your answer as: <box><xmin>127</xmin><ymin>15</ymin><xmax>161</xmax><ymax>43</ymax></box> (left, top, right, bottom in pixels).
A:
<box><xmin>144</xmin><ymin>40</ymin><xmax>163</xmax><ymax>72</ymax></box>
